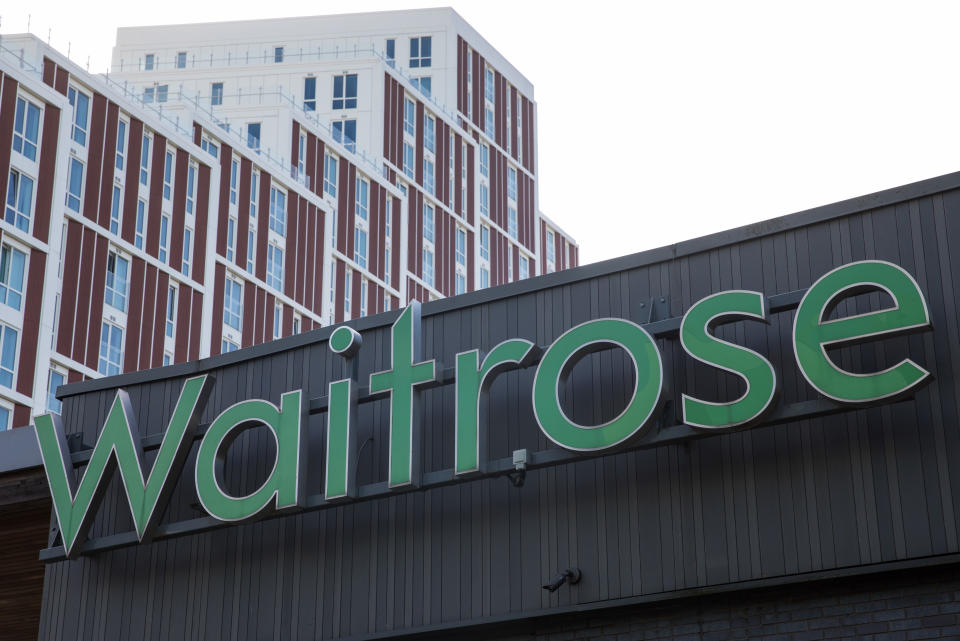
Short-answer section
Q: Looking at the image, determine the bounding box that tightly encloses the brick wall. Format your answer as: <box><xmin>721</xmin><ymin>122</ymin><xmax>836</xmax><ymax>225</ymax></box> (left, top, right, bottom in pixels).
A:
<box><xmin>481</xmin><ymin>563</ymin><xmax>960</xmax><ymax>641</ymax></box>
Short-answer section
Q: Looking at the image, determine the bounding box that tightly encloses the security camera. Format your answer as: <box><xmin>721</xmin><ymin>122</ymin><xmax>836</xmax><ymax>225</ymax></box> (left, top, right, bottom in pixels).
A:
<box><xmin>542</xmin><ymin>567</ymin><xmax>581</xmax><ymax>592</ymax></box>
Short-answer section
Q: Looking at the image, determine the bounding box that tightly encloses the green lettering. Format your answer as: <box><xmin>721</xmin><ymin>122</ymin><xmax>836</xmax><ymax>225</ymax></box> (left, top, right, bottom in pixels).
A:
<box><xmin>532</xmin><ymin>319</ymin><xmax>662</xmax><ymax>451</ymax></box>
<box><xmin>793</xmin><ymin>260</ymin><xmax>931</xmax><ymax>403</ymax></box>
<box><xmin>680</xmin><ymin>290</ymin><xmax>777</xmax><ymax>428</ymax></box>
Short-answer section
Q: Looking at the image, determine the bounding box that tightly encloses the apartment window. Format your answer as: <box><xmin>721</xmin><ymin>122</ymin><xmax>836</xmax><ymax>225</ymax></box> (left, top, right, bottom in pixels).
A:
<box><xmin>485</xmin><ymin>67</ymin><xmax>496</xmax><ymax>137</ymax></box>
<box><xmin>424</xmin><ymin>158</ymin><xmax>435</xmax><ymax>196</ymax></box>
<box><xmin>47</xmin><ymin>370</ymin><xmax>65</xmax><ymax>414</ymax></box>
<box><xmin>303</xmin><ymin>77</ymin><xmax>316</xmax><ymax>111</ymax></box>
<box><xmin>176</xmin><ymin>52</ymin><xmax>187</xmax><ymax>69</ymax></box>
<box><xmin>226</xmin><ymin>216</ymin><xmax>236</xmax><ymax>261</ymax></box>
<box><xmin>13</xmin><ymin>97</ymin><xmax>41</xmax><ymax>162</ymax></box>
<box><xmin>5</xmin><ymin>170</ymin><xmax>33</xmax><ymax>232</ymax></box>
<box><xmin>461</xmin><ymin>142</ymin><xmax>467</xmax><ymax>209</ymax></box>
<box><xmin>508</xmin><ymin>167</ymin><xmax>518</xmax><ymax>201</ymax></box>
<box><xmin>466</xmin><ymin>47</ymin><xmax>473</xmax><ymax>119</ymax></box>
<box><xmin>456</xmin><ymin>272</ymin><xmax>466</xmax><ymax>295</ymax></box>
<box><xmin>162</xmin><ymin>150</ymin><xmax>174</xmax><ymax>200</ymax></box>
<box><xmin>480</xmin><ymin>184</ymin><xmax>489</xmax><ymax>218</ymax></box>
<box><xmin>273</xmin><ymin>303</ymin><xmax>282</xmax><ymax>340</ymax></box>
<box><xmin>67</xmin><ymin>86</ymin><xmax>90</xmax><ymax>146</ymax></box>
<box><xmin>293</xmin><ymin>315</ymin><xmax>301</xmax><ymax>334</ymax></box>
<box><xmin>480</xmin><ymin>225</ymin><xmax>490</xmax><ymax>260</ymax></box>
<box><xmin>423</xmin><ymin>203</ymin><xmax>435</xmax><ymax>243</ymax></box>
<box><xmin>185</xmin><ymin>164</ymin><xmax>198</xmax><ymax>215</ymax></box>
<box><xmin>105</xmin><ymin>251</ymin><xmax>129</xmax><ymax>312</ymax></box>
<box><xmin>332</xmin><ymin>119</ymin><xmax>356</xmax><ymax>153</ymax></box>
<box><xmin>424</xmin><ymin>114</ymin><xmax>435</xmax><ymax>153</ymax></box>
<box><xmin>508</xmin><ymin>252</ymin><xmax>513</xmax><ymax>282</ymax></box>
<box><xmin>247</xmin><ymin>229</ymin><xmax>256</xmax><ymax>273</ymax></box>
<box><xmin>410</xmin><ymin>36</ymin><xmax>432</xmax><ymax>68</ymax></box>
<box><xmin>163</xmin><ymin>352</ymin><xmax>172</xmax><ymax>367</ymax></box>
<box><xmin>110</xmin><ymin>185</ymin><xmax>122</xmax><ymax>234</ymax></box>
<box><xmin>384</xmin><ymin>246</ymin><xmax>391</xmax><ymax>284</ymax></box>
<box><xmin>269</xmin><ymin>186</ymin><xmax>286</xmax><ymax>236</ymax></box>
<box><xmin>448</xmin><ymin>132</ymin><xmax>455</xmax><ymax>207</ymax></box>
<box><xmin>506</xmin><ymin>89</ymin><xmax>512</xmax><ymax>154</ymax></box>
<box><xmin>385</xmin><ymin>198</ymin><xmax>392</xmax><ymax>238</ymax></box>
<box><xmin>166</xmin><ymin>286</ymin><xmax>177</xmax><ymax>338</ymax></box>
<box><xmin>423</xmin><ymin>248</ymin><xmax>434</xmax><ymax>287</ymax></box>
<box><xmin>247</xmin><ymin>123</ymin><xmax>261</xmax><ymax>153</ymax></box>
<box><xmin>355</xmin><ymin>177</ymin><xmax>369</xmax><ymax>222</ymax></box>
<box><xmin>0</xmin><ymin>244</ymin><xmax>26</xmax><ymax>311</ymax></box>
<box><xmin>480</xmin><ymin>266</ymin><xmax>489</xmax><ymax>289</ymax></box>
<box><xmin>360</xmin><ymin>278</ymin><xmax>368</xmax><ymax>317</ymax></box>
<box><xmin>385</xmin><ymin>39</ymin><xmax>395</xmax><ymax>67</ymax></box>
<box><xmin>140</xmin><ymin>135</ymin><xmax>151</xmax><ymax>186</ymax></box>
<box><xmin>456</xmin><ymin>227</ymin><xmax>467</xmax><ymax>268</ymax></box>
<box><xmin>201</xmin><ymin>136</ymin><xmax>219</xmax><ymax>158</ymax></box>
<box><xmin>480</xmin><ymin>143</ymin><xmax>489</xmax><ymax>178</ymax></box>
<box><xmin>484</xmin><ymin>67</ymin><xmax>495</xmax><ymax>102</ymax></box>
<box><xmin>212</xmin><ymin>82</ymin><xmax>224</xmax><ymax>106</ymax></box>
<box><xmin>343</xmin><ymin>268</ymin><xmax>352</xmax><ymax>318</ymax></box>
<box><xmin>157</xmin><ymin>85</ymin><xmax>168</xmax><ymax>103</ymax></box>
<box><xmin>333</xmin><ymin>74</ymin><xmax>358</xmax><ymax>109</ymax></box>
<box><xmin>98</xmin><ymin>322</ymin><xmax>123</xmax><ymax>376</ymax></box>
<box><xmin>546</xmin><ymin>229</ymin><xmax>556</xmax><ymax>272</ymax></box>
<box><xmin>250</xmin><ymin>171</ymin><xmax>259</xmax><ymax>220</ymax></box>
<box><xmin>182</xmin><ymin>228</ymin><xmax>192</xmax><ymax>277</ymax></box>
<box><xmin>403</xmin><ymin>143</ymin><xmax>415</xmax><ymax>180</ymax></box>
<box><xmin>229</xmin><ymin>158</ymin><xmax>238</xmax><ymax>205</ymax></box>
<box><xmin>519</xmin><ymin>255</ymin><xmax>529</xmax><ymax>280</ymax></box>
<box><xmin>159</xmin><ymin>214</ymin><xmax>170</xmax><ymax>263</ymax></box>
<box><xmin>298</xmin><ymin>133</ymin><xmax>306</xmax><ymax>178</ymax></box>
<box><xmin>404</xmin><ymin>98</ymin><xmax>416</xmax><ymax>136</ymax></box>
<box><xmin>66</xmin><ymin>159</ymin><xmax>83</xmax><ymax>212</ymax></box>
<box><xmin>115</xmin><ymin>120</ymin><xmax>127</xmax><ymax>172</ymax></box>
<box><xmin>143</xmin><ymin>87</ymin><xmax>155</xmax><ymax>104</ymax></box>
<box><xmin>324</xmin><ymin>153</ymin><xmax>338</xmax><ymax>198</ymax></box>
<box><xmin>267</xmin><ymin>245</ymin><xmax>284</xmax><ymax>290</ymax></box>
<box><xmin>274</xmin><ymin>47</ymin><xmax>284</xmax><ymax>63</ymax></box>
<box><xmin>135</xmin><ymin>199</ymin><xmax>146</xmax><ymax>249</ymax></box>
<box><xmin>221</xmin><ymin>339</ymin><xmax>239</xmax><ymax>353</ymax></box>
<box><xmin>412</xmin><ymin>77</ymin><xmax>431</xmax><ymax>98</ymax></box>
<box><xmin>354</xmin><ymin>227</ymin><xmax>367</xmax><ymax>268</ymax></box>
<box><xmin>516</xmin><ymin>92</ymin><xmax>524</xmax><ymax>160</ymax></box>
<box><xmin>144</xmin><ymin>54</ymin><xmax>155</xmax><ymax>70</ymax></box>
<box><xmin>224</xmin><ymin>277</ymin><xmax>242</xmax><ymax>330</ymax></box>
<box><xmin>508</xmin><ymin>206</ymin><xmax>518</xmax><ymax>240</ymax></box>
<box><xmin>384</xmin><ymin>295</ymin><xmax>391</xmax><ymax>312</ymax></box>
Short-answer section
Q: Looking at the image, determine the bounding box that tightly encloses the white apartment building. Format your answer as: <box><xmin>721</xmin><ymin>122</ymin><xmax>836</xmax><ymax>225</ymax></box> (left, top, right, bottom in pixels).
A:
<box><xmin>0</xmin><ymin>7</ymin><xmax>578</xmax><ymax>430</ymax></box>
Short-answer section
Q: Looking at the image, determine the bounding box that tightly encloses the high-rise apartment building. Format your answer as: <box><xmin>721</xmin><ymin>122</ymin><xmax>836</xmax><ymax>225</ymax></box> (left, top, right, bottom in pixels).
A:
<box><xmin>0</xmin><ymin>8</ymin><xmax>577</xmax><ymax>429</ymax></box>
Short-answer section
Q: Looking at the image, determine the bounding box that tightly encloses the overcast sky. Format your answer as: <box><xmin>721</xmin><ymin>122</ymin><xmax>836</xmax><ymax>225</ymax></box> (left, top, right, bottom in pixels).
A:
<box><xmin>3</xmin><ymin>1</ymin><xmax>960</xmax><ymax>266</ymax></box>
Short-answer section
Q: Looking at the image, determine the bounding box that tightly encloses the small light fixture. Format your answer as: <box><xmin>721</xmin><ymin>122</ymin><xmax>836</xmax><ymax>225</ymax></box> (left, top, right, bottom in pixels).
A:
<box><xmin>543</xmin><ymin>567</ymin><xmax>581</xmax><ymax>592</ymax></box>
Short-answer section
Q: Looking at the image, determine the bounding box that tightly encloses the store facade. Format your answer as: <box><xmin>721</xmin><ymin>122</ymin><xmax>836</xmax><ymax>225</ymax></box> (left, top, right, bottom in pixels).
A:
<box><xmin>7</xmin><ymin>172</ymin><xmax>960</xmax><ymax>639</ymax></box>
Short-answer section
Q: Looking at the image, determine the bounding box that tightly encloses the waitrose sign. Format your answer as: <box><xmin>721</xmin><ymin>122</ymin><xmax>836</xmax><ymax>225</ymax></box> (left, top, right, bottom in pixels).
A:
<box><xmin>34</xmin><ymin>260</ymin><xmax>933</xmax><ymax>558</ymax></box>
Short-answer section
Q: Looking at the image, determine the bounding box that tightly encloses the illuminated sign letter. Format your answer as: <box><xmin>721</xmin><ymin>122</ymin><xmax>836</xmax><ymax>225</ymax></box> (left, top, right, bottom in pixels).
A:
<box><xmin>34</xmin><ymin>375</ymin><xmax>211</xmax><ymax>558</ymax></box>
<box><xmin>325</xmin><ymin>326</ymin><xmax>362</xmax><ymax>500</ymax></box>
<box><xmin>793</xmin><ymin>260</ymin><xmax>931</xmax><ymax>403</ymax></box>
<box><xmin>532</xmin><ymin>318</ymin><xmax>662</xmax><ymax>451</ymax></box>
<box><xmin>680</xmin><ymin>290</ymin><xmax>777</xmax><ymax>428</ymax></box>
<box><xmin>454</xmin><ymin>339</ymin><xmax>538</xmax><ymax>475</ymax></box>
<box><xmin>195</xmin><ymin>390</ymin><xmax>305</xmax><ymax>521</ymax></box>
<box><xmin>369</xmin><ymin>302</ymin><xmax>436</xmax><ymax>487</ymax></box>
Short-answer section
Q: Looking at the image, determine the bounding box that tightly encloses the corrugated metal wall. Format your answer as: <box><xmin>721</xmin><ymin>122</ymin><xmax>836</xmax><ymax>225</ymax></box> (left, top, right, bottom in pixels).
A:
<box><xmin>39</xmin><ymin>180</ymin><xmax>960</xmax><ymax>640</ymax></box>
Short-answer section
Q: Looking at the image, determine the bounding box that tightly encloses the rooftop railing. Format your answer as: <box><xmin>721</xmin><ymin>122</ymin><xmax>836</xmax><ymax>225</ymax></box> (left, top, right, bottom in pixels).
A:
<box><xmin>114</xmin><ymin>44</ymin><xmax>464</xmax><ymax>128</ymax></box>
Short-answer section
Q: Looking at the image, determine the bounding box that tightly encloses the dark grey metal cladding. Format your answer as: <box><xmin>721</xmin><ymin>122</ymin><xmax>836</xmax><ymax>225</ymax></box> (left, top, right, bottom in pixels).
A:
<box><xmin>39</xmin><ymin>180</ymin><xmax>960</xmax><ymax>640</ymax></box>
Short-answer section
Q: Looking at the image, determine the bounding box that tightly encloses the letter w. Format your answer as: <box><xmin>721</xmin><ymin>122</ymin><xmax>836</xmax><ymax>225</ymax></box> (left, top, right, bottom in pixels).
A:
<box><xmin>34</xmin><ymin>375</ymin><xmax>211</xmax><ymax>558</ymax></box>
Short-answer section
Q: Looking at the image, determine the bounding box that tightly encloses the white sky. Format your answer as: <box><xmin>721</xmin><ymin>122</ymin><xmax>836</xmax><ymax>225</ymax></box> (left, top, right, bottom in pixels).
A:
<box><xmin>3</xmin><ymin>1</ymin><xmax>960</xmax><ymax>266</ymax></box>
